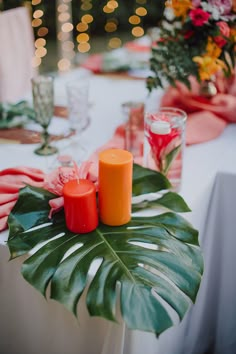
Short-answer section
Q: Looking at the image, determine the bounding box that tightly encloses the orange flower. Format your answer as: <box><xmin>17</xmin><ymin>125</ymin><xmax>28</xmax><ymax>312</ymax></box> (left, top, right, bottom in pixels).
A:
<box><xmin>193</xmin><ymin>55</ymin><xmax>226</xmax><ymax>80</ymax></box>
<box><xmin>230</xmin><ymin>28</ymin><xmax>236</xmax><ymax>43</ymax></box>
<box><xmin>233</xmin><ymin>0</ymin><xmax>236</xmax><ymax>12</ymax></box>
<box><xmin>206</xmin><ymin>38</ymin><xmax>222</xmax><ymax>58</ymax></box>
<box><xmin>165</xmin><ymin>0</ymin><xmax>192</xmax><ymax>18</ymax></box>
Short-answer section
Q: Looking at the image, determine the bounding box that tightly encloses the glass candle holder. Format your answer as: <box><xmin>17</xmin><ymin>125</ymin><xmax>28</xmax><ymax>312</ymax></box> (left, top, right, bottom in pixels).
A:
<box><xmin>121</xmin><ymin>101</ymin><xmax>144</xmax><ymax>159</ymax></box>
<box><xmin>144</xmin><ymin>107</ymin><xmax>187</xmax><ymax>191</ymax></box>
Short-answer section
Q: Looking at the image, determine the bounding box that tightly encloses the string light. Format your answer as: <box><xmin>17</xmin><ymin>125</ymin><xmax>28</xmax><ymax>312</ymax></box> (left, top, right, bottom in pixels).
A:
<box><xmin>30</xmin><ymin>0</ymin><xmax>151</xmax><ymax>70</ymax></box>
<box><xmin>129</xmin><ymin>0</ymin><xmax>148</xmax><ymax>38</ymax></box>
<box><xmin>33</xmin><ymin>9</ymin><xmax>43</xmax><ymax>18</ymax></box>
<box><xmin>76</xmin><ymin>1</ymin><xmax>93</xmax><ymax>54</ymax></box>
<box><xmin>105</xmin><ymin>19</ymin><xmax>118</xmax><ymax>33</ymax></box>
<box><xmin>129</xmin><ymin>15</ymin><xmax>141</xmax><ymax>25</ymax></box>
<box><xmin>31</xmin><ymin>0</ymin><xmax>49</xmax><ymax>69</ymax></box>
<box><xmin>135</xmin><ymin>7</ymin><xmax>147</xmax><ymax>16</ymax></box>
<box><xmin>103</xmin><ymin>0</ymin><xmax>122</xmax><ymax>50</ymax></box>
<box><xmin>32</xmin><ymin>0</ymin><xmax>41</xmax><ymax>5</ymax></box>
<box><xmin>108</xmin><ymin>37</ymin><xmax>122</xmax><ymax>49</ymax></box>
<box><xmin>56</xmin><ymin>0</ymin><xmax>75</xmax><ymax>72</ymax></box>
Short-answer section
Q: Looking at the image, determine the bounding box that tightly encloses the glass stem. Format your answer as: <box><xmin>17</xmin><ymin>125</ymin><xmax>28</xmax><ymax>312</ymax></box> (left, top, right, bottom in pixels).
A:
<box><xmin>42</xmin><ymin>127</ymin><xmax>50</xmax><ymax>148</ymax></box>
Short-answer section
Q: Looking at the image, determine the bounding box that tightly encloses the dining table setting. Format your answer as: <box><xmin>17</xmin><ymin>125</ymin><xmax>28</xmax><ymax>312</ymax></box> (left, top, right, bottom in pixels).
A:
<box><xmin>0</xmin><ymin>65</ymin><xmax>235</xmax><ymax>354</ymax></box>
<box><xmin>1</xmin><ymin>1</ymin><xmax>236</xmax><ymax>353</ymax></box>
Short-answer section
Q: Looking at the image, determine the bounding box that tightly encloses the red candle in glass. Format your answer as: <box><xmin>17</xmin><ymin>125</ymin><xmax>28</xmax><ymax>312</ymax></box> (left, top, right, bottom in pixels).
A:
<box><xmin>63</xmin><ymin>179</ymin><xmax>98</xmax><ymax>233</ymax></box>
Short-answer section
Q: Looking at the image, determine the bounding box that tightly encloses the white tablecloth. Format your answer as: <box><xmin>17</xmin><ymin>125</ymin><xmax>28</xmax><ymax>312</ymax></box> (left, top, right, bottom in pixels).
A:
<box><xmin>0</xmin><ymin>72</ymin><xmax>236</xmax><ymax>354</ymax></box>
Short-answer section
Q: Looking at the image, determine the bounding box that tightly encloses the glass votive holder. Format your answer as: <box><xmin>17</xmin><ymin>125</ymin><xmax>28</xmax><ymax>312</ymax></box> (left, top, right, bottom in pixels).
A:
<box><xmin>124</xmin><ymin>124</ymin><xmax>144</xmax><ymax>159</ymax></box>
<box><xmin>66</xmin><ymin>70</ymin><xmax>91</xmax><ymax>134</ymax></box>
<box><xmin>121</xmin><ymin>101</ymin><xmax>144</xmax><ymax>159</ymax></box>
<box><xmin>121</xmin><ymin>101</ymin><xmax>145</xmax><ymax>128</ymax></box>
<box><xmin>144</xmin><ymin>107</ymin><xmax>187</xmax><ymax>191</ymax></box>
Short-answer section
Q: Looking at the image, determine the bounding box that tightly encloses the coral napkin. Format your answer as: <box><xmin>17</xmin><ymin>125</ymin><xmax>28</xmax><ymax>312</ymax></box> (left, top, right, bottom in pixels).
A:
<box><xmin>161</xmin><ymin>73</ymin><xmax>236</xmax><ymax>145</ymax></box>
<box><xmin>0</xmin><ymin>167</ymin><xmax>44</xmax><ymax>231</ymax></box>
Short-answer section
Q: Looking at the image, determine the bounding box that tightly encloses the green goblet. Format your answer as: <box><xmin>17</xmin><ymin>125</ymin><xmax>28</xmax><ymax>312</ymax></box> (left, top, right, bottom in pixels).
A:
<box><xmin>31</xmin><ymin>75</ymin><xmax>58</xmax><ymax>156</ymax></box>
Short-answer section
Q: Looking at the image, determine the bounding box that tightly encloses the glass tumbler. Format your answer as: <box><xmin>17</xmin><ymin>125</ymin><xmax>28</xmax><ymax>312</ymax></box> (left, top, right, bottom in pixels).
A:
<box><xmin>144</xmin><ymin>107</ymin><xmax>187</xmax><ymax>191</ymax></box>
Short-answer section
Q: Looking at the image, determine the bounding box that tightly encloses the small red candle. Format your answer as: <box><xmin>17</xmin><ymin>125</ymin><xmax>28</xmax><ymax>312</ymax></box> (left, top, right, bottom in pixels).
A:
<box><xmin>63</xmin><ymin>179</ymin><xmax>98</xmax><ymax>233</ymax></box>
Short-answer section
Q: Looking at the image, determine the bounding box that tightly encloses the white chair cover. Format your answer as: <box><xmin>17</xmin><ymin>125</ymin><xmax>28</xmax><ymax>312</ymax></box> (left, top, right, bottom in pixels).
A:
<box><xmin>0</xmin><ymin>6</ymin><xmax>37</xmax><ymax>102</ymax></box>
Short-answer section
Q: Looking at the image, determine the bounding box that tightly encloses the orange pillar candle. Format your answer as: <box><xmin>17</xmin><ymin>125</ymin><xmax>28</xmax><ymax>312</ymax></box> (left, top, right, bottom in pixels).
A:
<box><xmin>98</xmin><ymin>148</ymin><xmax>133</xmax><ymax>226</ymax></box>
<box><xmin>63</xmin><ymin>179</ymin><xmax>98</xmax><ymax>233</ymax></box>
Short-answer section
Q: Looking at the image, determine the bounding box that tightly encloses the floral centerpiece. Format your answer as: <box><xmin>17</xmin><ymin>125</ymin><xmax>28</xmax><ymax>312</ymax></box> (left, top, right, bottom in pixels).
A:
<box><xmin>147</xmin><ymin>0</ymin><xmax>236</xmax><ymax>92</ymax></box>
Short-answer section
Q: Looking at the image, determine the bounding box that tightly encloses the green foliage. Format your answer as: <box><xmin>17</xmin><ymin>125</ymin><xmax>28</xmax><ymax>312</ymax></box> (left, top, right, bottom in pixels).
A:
<box><xmin>0</xmin><ymin>101</ymin><xmax>35</xmax><ymax>128</ymax></box>
<box><xmin>147</xmin><ymin>28</ymin><xmax>200</xmax><ymax>92</ymax></box>
<box><xmin>7</xmin><ymin>164</ymin><xmax>203</xmax><ymax>335</ymax></box>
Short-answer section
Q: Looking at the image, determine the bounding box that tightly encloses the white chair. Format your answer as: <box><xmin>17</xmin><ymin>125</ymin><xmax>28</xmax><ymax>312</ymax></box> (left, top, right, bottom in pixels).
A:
<box><xmin>0</xmin><ymin>6</ymin><xmax>37</xmax><ymax>102</ymax></box>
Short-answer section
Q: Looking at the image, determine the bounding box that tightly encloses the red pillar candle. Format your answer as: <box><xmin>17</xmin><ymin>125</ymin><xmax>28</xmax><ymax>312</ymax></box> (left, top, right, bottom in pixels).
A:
<box><xmin>98</xmin><ymin>148</ymin><xmax>133</xmax><ymax>226</ymax></box>
<box><xmin>63</xmin><ymin>179</ymin><xmax>98</xmax><ymax>233</ymax></box>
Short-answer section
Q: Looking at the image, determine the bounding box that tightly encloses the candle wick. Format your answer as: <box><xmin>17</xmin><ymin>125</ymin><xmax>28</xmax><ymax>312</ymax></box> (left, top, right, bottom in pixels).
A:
<box><xmin>73</xmin><ymin>160</ymin><xmax>80</xmax><ymax>183</ymax></box>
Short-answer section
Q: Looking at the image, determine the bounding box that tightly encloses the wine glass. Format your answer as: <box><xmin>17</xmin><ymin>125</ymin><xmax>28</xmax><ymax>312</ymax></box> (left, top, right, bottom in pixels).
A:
<box><xmin>31</xmin><ymin>75</ymin><xmax>58</xmax><ymax>156</ymax></box>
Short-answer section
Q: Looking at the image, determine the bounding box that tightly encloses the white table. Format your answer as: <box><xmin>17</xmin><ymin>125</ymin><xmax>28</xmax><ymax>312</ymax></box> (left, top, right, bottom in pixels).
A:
<box><xmin>0</xmin><ymin>72</ymin><xmax>236</xmax><ymax>354</ymax></box>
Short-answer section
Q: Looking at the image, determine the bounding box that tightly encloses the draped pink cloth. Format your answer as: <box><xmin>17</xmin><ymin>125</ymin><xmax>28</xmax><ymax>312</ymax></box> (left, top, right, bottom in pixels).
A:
<box><xmin>0</xmin><ymin>167</ymin><xmax>44</xmax><ymax>231</ymax></box>
<box><xmin>0</xmin><ymin>7</ymin><xmax>37</xmax><ymax>102</ymax></box>
<box><xmin>161</xmin><ymin>72</ymin><xmax>236</xmax><ymax>145</ymax></box>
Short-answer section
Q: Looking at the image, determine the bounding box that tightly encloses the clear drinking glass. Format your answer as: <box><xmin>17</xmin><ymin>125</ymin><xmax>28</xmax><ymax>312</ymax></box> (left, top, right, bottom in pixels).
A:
<box><xmin>66</xmin><ymin>70</ymin><xmax>91</xmax><ymax>134</ymax></box>
<box><xmin>64</xmin><ymin>70</ymin><xmax>91</xmax><ymax>165</ymax></box>
<box><xmin>144</xmin><ymin>107</ymin><xmax>187</xmax><ymax>191</ymax></box>
<box><xmin>31</xmin><ymin>75</ymin><xmax>58</xmax><ymax>156</ymax></box>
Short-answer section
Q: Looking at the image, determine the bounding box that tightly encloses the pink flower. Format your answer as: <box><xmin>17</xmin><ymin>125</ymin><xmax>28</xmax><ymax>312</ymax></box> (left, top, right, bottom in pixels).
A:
<box><xmin>189</xmin><ymin>8</ymin><xmax>211</xmax><ymax>26</ymax></box>
<box><xmin>208</xmin><ymin>0</ymin><xmax>232</xmax><ymax>15</ymax></box>
<box><xmin>43</xmin><ymin>161</ymin><xmax>96</xmax><ymax>218</ymax></box>
<box><xmin>192</xmin><ymin>0</ymin><xmax>201</xmax><ymax>7</ymax></box>
<box><xmin>44</xmin><ymin>161</ymin><xmax>95</xmax><ymax>196</ymax></box>
<box><xmin>214</xmin><ymin>21</ymin><xmax>230</xmax><ymax>47</ymax></box>
<box><xmin>44</xmin><ymin>166</ymin><xmax>77</xmax><ymax>196</ymax></box>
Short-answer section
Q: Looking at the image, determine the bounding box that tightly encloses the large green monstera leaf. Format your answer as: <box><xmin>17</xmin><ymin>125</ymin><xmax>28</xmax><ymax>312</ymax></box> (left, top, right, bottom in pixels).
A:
<box><xmin>7</xmin><ymin>164</ymin><xmax>203</xmax><ymax>335</ymax></box>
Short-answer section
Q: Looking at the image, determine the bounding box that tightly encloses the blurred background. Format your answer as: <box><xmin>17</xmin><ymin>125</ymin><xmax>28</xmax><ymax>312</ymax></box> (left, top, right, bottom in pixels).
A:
<box><xmin>0</xmin><ymin>0</ymin><xmax>165</xmax><ymax>73</ymax></box>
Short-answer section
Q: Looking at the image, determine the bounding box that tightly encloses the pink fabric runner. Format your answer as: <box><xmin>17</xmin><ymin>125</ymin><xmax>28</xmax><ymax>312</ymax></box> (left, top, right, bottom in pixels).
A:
<box><xmin>0</xmin><ymin>167</ymin><xmax>44</xmax><ymax>231</ymax></box>
<box><xmin>161</xmin><ymin>73</ymin><xmax>236</xmax><ymax>144</ymax></box>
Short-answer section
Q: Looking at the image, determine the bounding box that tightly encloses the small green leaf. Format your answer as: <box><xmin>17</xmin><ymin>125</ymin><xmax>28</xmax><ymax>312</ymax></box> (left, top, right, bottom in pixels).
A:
<box><xmin>163</xmin><ymin>145</ymin><xmax>181</xmax><ymax>175</ymax></box>
<box><xmin>132</xmin><ymin>163</ymin><xmax>171</xmax><ymax>195</ymax></box>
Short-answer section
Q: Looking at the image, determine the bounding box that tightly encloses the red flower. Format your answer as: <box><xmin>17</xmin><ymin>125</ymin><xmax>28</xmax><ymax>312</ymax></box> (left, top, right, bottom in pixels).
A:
<box><xmin>146</xmin><ymin>123</ymin><xmax>180</xmax><ymax>171</ymax></box>
<box><xmin>214</xmin><ymin>21</ymin><xmax>230</xmax><ymax>47</ymax></box>
<box><xmin>184</xmin><ymin>30</ymin><xmax>194</xmax><ymax>39</ymax></box>
<box><xmin>189</xmin><ymin>8</ymin><xmax>210</xmax><ymax>26</ymax></box>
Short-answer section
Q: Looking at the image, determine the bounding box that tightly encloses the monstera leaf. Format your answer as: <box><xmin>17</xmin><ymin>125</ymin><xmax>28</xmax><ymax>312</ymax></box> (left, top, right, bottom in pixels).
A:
<box><xmin>7</xmin><ymin>164</ymin><xmax>203</xmax><ymax>335</ymax></box>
